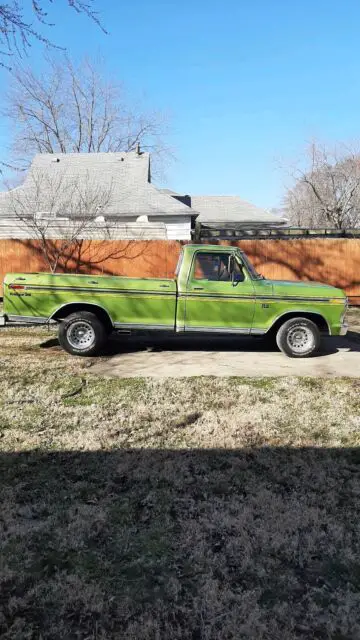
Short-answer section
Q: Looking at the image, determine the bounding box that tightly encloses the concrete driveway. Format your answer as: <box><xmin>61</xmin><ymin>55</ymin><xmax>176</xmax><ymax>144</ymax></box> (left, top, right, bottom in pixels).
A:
<box><xmin>91</xmin><ymin>331</ymin><xmax>360</xmax><ymax>379</ymax></box>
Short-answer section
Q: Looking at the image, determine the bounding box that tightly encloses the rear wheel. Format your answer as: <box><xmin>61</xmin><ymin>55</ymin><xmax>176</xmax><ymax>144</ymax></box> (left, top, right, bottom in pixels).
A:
<box><xmin>276</xmin><ymin>317</ymin><xmax>320</xmax><ymax>358</ymax></box>
<box><xmin>58</xmin><ymin>311</ymin><xmax>108</xmax><ymax>356</ymax></box>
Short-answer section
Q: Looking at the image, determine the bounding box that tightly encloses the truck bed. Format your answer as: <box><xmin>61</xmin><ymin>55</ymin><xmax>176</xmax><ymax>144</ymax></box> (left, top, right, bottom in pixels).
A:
<box><xmin>3</xmin><ymin>272</ymin><xmax>178</xmax><ymax>329</ymax></box>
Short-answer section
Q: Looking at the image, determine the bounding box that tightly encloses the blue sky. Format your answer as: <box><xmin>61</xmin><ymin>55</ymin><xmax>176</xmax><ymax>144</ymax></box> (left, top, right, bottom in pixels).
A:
<box><xmin>1</xmin><ymin>0</ymin><xmax>360</xmax><ymax>208</ymax></box>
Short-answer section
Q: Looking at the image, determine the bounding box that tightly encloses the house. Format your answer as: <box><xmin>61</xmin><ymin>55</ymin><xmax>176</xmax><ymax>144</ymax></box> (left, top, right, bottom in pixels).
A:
<box><xmin>160</xmin><ymin>191</ymin><xmax>287</xmax><ymax>228</ymax></box>
<box><xmin>0</xmin><ymin>149</ymin><xmax>286</xmax><ymax>240</ymax></box>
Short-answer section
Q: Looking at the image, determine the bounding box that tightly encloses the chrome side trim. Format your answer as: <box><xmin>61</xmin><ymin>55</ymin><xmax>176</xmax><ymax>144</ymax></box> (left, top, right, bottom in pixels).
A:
<box><xmin>181</xmin><ymin>293</ymin><xmax>343</xmax><ymax>303</ymax></box>
<box><xmin>16</xmin><ymin>284</ymin><xmax>344</xmax><ymax>304</ymax></box>
<box><xmin>266</xmin><ymin>310</ymin><xmax>331</xmax><ymax>335</ymax></box>
<box><xmin>23</xmin><ymin>285</ymin><xmax>175</xmax><ymax>296</ymax></box>
<box><xmin>182</xmin><ymin>293</ymin><xmax>256</xmax><ymax>301</ymax></box>
<box><xmin>185</xmin><ymin>326</ymin><xmax>251</xmax><ymax>335</ymax></box>
<box><xmin>257</xmin><ymin>295</ymin><xmax>343</xmax><ymax>303</ymax></box>
<box><xmin>50</xmin><ymin>302</ymin><xmax>114</xmax><ymax>325</ymax></box>
<box><xmin>113</xmin><ymin>322</ymin><xmax>267</xmax><ymax>336</ymax></box>
<box><xmin>113</xmin><ymin>322</ymin><xmax>174</xmax><ymax>331</ymax></box>
<box><xmin>7</xmin><ymin>314</ymin><xmax>52</xmax><ymax>325</ymax></box>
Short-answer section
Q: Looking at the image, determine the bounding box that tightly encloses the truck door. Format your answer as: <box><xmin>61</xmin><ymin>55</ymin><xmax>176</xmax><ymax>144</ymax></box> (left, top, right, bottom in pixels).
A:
<box><xmin>184</xmin><ymin>251</ymin><xmax>256</xmax><ymax>333</ymax></box>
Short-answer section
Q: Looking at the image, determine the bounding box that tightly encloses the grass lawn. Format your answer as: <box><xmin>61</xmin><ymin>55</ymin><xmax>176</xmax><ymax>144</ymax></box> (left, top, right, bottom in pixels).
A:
<box><xmin>0</xmin><ymin>311</ymin><xmax>360</xmax><ymax>638</ymax></box>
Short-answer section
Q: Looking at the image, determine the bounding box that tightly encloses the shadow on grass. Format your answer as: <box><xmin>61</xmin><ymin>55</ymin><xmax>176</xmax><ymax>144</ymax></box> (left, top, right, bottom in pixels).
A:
<box><xmin>1</xmin><ymin>447</ymin><xmax>360</xmax><ymax>639</ymax></box>
<box><xmin>39</xmin><ymin>331</ymin><xmax>360</xmax><ymax>358</ymax></box>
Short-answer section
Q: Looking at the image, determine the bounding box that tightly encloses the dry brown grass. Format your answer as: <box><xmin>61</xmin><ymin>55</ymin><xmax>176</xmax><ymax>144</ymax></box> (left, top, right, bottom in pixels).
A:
<box><xmin>0</xmin><ymin>321</ymin><xmax>360</xmax><ymax>639</ymax></box>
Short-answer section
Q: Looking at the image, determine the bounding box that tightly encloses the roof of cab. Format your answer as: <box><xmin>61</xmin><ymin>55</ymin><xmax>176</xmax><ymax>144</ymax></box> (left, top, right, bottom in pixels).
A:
<box><xmin>186</xmin><ymin>244</ymin><xmax>243</xmax><ymax>253</ymax></box>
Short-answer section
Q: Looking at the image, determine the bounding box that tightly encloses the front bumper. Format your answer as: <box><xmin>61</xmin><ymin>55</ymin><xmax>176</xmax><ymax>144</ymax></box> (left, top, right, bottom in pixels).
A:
<box><xmin>340</xmin><ymin>322</ymin><xmax>348</xmax><ymax>336</ymax></box>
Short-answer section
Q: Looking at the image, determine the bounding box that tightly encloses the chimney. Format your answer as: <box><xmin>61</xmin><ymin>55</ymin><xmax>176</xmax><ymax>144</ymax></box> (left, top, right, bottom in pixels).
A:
<box><xmin>136</xmin><ymin>143</ymin><xmax>141</xmax><ymax>155</ymax></box>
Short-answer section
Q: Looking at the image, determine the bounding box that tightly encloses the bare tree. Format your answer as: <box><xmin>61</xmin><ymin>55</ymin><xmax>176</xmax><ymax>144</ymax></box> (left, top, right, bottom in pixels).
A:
<box><xmin>9</xmin><ymin>168</ymin><xmax>115</xmax><ymax>272</ymax></box>
<box><xmin>284</xmin><ymin>142</ymin><xmax>360</xmax><ymax>228</ymax></box>
<box><xmin>8</xmin><ymin>167</ymin><xmax>153</xmax><ymax>273</ymax></box>
<box><xmin>0</xmin><ymin>1</ymin><xmax>104</xmax><ymax>67</ymax></box>
<box><xmin>4</xmin><ymin>56</ymin><xmax>171</xmax><ymax>175</ymax></box>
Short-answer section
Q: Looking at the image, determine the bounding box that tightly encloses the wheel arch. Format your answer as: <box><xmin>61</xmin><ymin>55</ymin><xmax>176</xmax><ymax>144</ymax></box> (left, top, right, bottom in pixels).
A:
<box><xmin>51</xmin><ymin>303</ymin><xmax>114</xmax><ymax>333</ymax></box>
<box><xmin>266</xmin><ymin>310</ymin><xmax>330</xmax><ymax>336</ymax></box>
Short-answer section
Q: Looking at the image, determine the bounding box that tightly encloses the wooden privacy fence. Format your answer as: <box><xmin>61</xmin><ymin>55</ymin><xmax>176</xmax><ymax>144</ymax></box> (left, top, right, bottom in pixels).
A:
<box><xmin>233</xmin><ymin>238</ymin><xmax>360</xmax><ymax>305</ymax></box>
<box><xmin>0</xmin><ymin>237</ymin><xmax>359</xmax><ymax>304</ymax></box>
<box><xmin>0</xmin><ymin>239</ymin><xmax>182</xmax><ymax>296</ymax></box>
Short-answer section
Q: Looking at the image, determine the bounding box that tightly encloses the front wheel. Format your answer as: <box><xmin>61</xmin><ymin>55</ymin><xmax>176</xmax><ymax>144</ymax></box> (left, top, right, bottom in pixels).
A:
<box><xmin>58</xmin><ymin>311</ymin><xmax>108</xmax><ymax>356</ymax></box>
<box><xmin>276</xmin><ymin>317</ymin><xmax>320</xmax><ymax>358</ymax></box>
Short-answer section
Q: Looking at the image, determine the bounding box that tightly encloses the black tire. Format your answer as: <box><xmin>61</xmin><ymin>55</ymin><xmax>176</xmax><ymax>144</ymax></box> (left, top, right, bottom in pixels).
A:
<box><xmin>58</xmin><ymin>311</ymin><xmax>108</xmax><ymax>357</ymax></box>
<box><xmin>276</xmin><ymin>317</ymin><xmax>321</xmax><ymax>358</ymax></box>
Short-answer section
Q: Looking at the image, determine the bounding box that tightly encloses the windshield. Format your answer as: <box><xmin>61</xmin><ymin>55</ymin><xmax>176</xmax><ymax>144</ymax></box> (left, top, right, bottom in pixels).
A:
<box><xmin>237</xmin><ymin>251</ymin><xmax>264</xmax><ymax>280</ymax></box>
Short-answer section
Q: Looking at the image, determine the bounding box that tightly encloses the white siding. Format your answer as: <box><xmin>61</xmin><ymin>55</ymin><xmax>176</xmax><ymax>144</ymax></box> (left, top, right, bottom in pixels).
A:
<box><xmin>0</xmin><ymin>215</ymin><xmax>192</xmax><ymax>241</ymax></box>
<box><xmin>152</xmin><ymin>215</ymin><xmax>192</xmax><ymax>240</ymax></box>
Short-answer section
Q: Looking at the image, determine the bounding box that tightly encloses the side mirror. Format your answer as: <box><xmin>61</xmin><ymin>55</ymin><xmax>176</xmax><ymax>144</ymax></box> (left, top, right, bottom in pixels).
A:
<box><xmin>228</xmin><ymin>254</ymin><xmax>235</xmax><ymax>275</ymax></box>
<box><xmin>229</xmin><ymin>255</ymin><xmax>244</xmax><ymax>285</ymax></box>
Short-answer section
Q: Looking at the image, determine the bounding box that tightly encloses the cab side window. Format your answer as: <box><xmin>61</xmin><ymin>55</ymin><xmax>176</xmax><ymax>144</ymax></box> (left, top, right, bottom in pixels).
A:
<box><xmin>193</xmin><ymin>253</ymin><xmax>244</xmax><ymax>282</ymax></box>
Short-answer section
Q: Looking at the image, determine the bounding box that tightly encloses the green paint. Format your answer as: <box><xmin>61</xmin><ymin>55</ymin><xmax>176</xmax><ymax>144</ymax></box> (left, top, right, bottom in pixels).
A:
<box><xmin>3</xmin><ymin>245</ymin><xmax>347</xmax><ymax>336</ymax></box>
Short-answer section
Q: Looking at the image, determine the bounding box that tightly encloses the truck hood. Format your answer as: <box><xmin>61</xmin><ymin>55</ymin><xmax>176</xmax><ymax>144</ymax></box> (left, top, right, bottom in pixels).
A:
<box><xmin>266</xmin><ymin>279</ymin><xmax>346</xmax><ymax>300</ymax></box>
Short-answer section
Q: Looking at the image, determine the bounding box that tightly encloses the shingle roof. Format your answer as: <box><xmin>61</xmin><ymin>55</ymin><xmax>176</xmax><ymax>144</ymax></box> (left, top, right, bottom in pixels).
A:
<box><xmin>159</xmin><ymin>190</ymin><xmax>285</xmax><ymax>225</ymax></box>
<box><xmin>190</xmin><ymin>195</ymin><xmax>286</xmax><ymax>225</ymax></box>
<box><xmin>0</xmin><ymin>152</ymin><xmax>286</xmax><ymax>226</ymax></box>
<box><xmin>0</xmin><ymin>152</ymin><xmax>194</xmax><ymax>219</ymax></box>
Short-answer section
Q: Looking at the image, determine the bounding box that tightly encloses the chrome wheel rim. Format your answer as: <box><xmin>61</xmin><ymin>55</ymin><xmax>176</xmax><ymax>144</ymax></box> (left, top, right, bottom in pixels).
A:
<box><xmin>67</xmin><ymin>321</ymin><xmax>95</xmax><ymax>350</ymax></box>
<box><xmin>287</xmin><ymin>325</ymin><xmax>314</xmax><ymax>354</ymax></box>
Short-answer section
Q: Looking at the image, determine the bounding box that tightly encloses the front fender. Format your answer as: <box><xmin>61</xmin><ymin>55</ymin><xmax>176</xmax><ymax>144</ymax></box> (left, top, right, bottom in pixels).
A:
<box><xmin>251</xmin><ymin>303</ymin><xmax>333</xmax><ymax>335</ymax></box>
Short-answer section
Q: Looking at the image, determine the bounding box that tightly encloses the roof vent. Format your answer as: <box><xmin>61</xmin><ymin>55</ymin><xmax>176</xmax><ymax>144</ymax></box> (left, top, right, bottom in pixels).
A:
<box><xmin>136</xmin><ymin>143</ymin><xmax>141</xmax><ymax>155</ymax></box>
<box><xmin>51</xmin><ymin>157</ymin><xmax>60</xmax><ymax>163</ymax></box>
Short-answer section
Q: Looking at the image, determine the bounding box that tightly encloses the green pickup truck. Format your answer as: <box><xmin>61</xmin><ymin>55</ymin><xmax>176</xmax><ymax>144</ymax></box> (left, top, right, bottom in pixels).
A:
<box><xmin>0</xmin><ymin>244</ymin><xmax>348</xmax><ymax>358</ymax></box>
